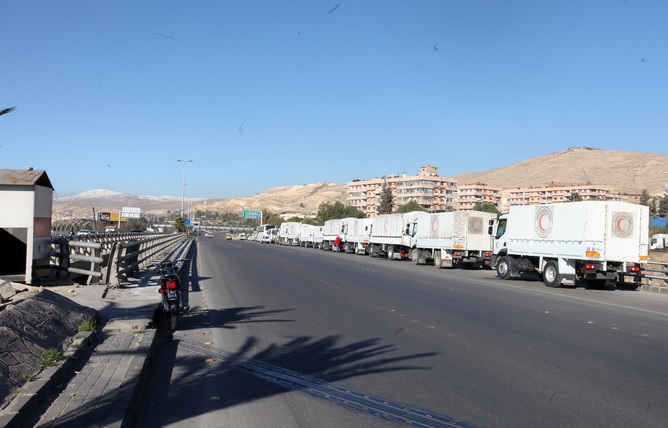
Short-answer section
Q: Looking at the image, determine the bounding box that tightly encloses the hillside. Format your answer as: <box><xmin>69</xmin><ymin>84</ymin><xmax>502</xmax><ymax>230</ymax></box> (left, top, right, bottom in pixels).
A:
<box><xmin>52</xmin><ymin>190</ymin><xmax>200</xmax><ymax>218</ymax></box>
<box><xmin>192</xmin><ymin>182</ymin><xmax>347</xmax><ymax>215</ymax></box>
<box><xmin>52</xmin><ymin>148</ymin><xmax>668</xmax><ymax>219</ymax></box>
<box><xmin>452</xmin><ymin>147</ymin><xmax>668</xmax><ymax>195</ymax></box>
<box><xmin>53</xmin><ymin>183</ymin><xmax>348</xmax><ymax>218</ymax></box>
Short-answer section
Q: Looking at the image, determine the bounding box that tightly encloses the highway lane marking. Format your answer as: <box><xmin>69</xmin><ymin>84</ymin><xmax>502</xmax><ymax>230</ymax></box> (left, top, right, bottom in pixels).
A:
<box><xmin>179</xmin><ymin>338</ymin><xmax>474</xmax><ymax>428</ymax></box>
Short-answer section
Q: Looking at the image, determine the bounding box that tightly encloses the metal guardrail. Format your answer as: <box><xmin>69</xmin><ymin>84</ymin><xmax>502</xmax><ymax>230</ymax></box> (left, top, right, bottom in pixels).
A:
<box><xmin>642</xmin><ymin>260</ymin><xmax>668</xmax><ymax>286</ymax></box>
<box><xmin>48</xmin><ymin>233</ymin><xmax>191</xmax><ymax>286</ymax></box>
<box><xmin>47</xmin><ymin>239</ymin><xmax>104</xmax><ymax>285</ymax></box>
<box><xmin>108</xmin><ymin>234</ymin><xmax>190</xmax><ymax>286</ymax></box>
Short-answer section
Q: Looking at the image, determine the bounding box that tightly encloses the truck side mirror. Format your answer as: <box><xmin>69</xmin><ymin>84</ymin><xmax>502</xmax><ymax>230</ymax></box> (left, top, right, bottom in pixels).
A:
<box><xmin>488</xmin><ymin>226</ymin><xmax>493</xmax><ymax>235</ymax></box>
<box><xmin>489</xmin><ymin>219</ymin><xmax>494</xmax><ymax>225</ymax></box>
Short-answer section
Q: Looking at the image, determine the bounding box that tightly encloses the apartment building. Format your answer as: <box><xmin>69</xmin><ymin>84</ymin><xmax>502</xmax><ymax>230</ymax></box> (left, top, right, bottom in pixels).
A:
<box><xmin>501</xmin><ymin>183</ymin><xmax>622</xmax><ymax>212</ymax></box>
<box><xmin>346</xmin><ymin>165</ymin><xmax>458</xmax><ymax>217</ymax></box>
<box><xmin>455</xmin><ymin>182</ymin><xmax>502</xmax><ymax>210</ymax></box>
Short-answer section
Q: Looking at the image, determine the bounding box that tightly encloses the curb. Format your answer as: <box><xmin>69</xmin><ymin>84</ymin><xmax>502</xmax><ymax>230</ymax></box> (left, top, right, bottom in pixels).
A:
<box><xmin>0</xmin><ymin>312</ymin><xmax>160</xmax><ymax>428</ymax></box>
<box><xmin>121</xmin><ymin>325</ymin><xmax>159</xmax><ymax>427</ymax></box>
<box><xmin>640</xmin><ymin>284</ymin><xmax>668</xmax><ymax>294</ymax></box>
<box><xmin>0</xmin><ymin>328</ymin><xmax>97</xmax><ymax>427</ymax></box>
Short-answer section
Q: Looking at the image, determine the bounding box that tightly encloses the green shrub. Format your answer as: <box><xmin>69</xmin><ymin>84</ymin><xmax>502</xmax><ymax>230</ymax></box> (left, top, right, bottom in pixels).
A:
<box><xmin>78</xmin><ymin>319</ymin><xmax>96</xmax><ymax>332</ymax></box>
<box><xmin>38</xmin><ymin>349</ymin><xmax>63</xmax><ymax>367</ymax></box>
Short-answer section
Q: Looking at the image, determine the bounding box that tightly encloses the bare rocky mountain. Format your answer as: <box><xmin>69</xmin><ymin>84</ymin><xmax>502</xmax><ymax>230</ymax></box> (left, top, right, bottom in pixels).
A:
<box><xmin>452</xmin><ymin>147</ymin><xmax>668</xmax><ymax>195</ymax></box>
<box><xmin>52</xmin><ymin>148</ymin><xmax>667</xmax><ymax>219</ymax></box>
<box><xmin>192</xmin><ymin>182</ymin><xmax>347</xmax><ymax>215</ymax></box>
<box><xmin>52</xmin><ymin>190</ymin><xmax>200</xmax><ymax>219</ymax></box>
<box><xmin>52</xmin><ymin>183</ymin><xmax>348</xmax><ymax>218</ymax></box>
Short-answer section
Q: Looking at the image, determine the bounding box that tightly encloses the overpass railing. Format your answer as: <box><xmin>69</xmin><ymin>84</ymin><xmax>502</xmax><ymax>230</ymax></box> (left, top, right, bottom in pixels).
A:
<box><xmin>48</xmin><ymin>233</ymin><xmax>190</xmax><ymax>286</ymax></box>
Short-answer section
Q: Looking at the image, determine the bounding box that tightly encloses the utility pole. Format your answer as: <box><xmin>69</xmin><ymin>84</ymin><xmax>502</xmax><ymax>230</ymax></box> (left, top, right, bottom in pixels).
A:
<box><xmin>177</xmin><ymin>159</ymin><xmax>192</xmax><ymax>218</ymax></box>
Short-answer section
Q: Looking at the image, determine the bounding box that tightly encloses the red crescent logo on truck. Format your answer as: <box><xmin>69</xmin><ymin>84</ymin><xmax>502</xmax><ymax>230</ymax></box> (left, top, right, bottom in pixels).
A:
<box><xmin>470</xmin><ymin>217</ymin><xmax>482</xmax><ymax>233</ymax></box>
<box><xmin>431</xmin><ymin>218</ymin><xmax>438</xmax><ymax>233</ymax></box>
<box><xmin>534</xmin><ymin>206</ymin><xmax>553</xmax><ymax>238</ymax></box>
<box><xmin>538</xmin><ymin>214</ymin><xmax>548</xmax><ymax>231</ymax></box>
<box><xmin>612</xmin><ymin>212</ymin><xmax>633</xmax><ymax>238</ymax></box>
<box><xmin>384</xmin><ymin>220</ymin><xmax>389</xmax><ymax>232</ymax></box>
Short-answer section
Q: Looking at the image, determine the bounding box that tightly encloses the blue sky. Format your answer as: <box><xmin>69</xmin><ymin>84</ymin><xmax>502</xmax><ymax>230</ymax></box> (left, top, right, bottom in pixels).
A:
<box><xmin>2</xmin><ymin>1</ymin><xmax>667</xmax><ymax>199</ymax></box>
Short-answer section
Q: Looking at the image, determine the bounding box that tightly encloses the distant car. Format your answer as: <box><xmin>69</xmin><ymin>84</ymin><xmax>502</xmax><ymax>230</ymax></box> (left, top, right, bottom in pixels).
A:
<box><xmin>130</xmin><ymin>229</ymin><xmax>143</xmax><ymax>233</ymax></box>
<box><xmin>239</xmin><ymin>233</ymin><xmax>247</xmax><ymax>240</ymax></box>
<box><xmin>226</xmin><ymin>234</ymin><xmax>232</xmax><ymax>240</ymax></box>
<box><xmin>77</xmin><ymin>229</ymin><xmax>93</xmax><ymax>236</ymax></box>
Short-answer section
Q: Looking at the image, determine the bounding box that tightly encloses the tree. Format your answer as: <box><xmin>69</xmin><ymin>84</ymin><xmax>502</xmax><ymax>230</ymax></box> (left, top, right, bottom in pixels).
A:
<box><xmin>639</xmin><ymin>188</ymin><xmax>652</xmax><ymax>207</ymax></box>
<box><xmin>174</xmin><ymin>217</ymin><xmax>186</xmax><ymax>232</ymax></box>
<box><xmin>659</xmin><ymin>195</ymin><xmax>668</xmax><ymax>217</ymax></box>
<box><xmin>396</xmin><ymin>201</ymin><xmax>425</xmax><ymax>213</ymax></box>
<box><xmin>315</xmin><ymin>201</ymin><xmax>365</xmax><ymax>224</ymax></box>
<box><xmin>378</xmin><ymin>181</ymin><xmax>394</xmax><ymax>215</ymax></box>
<box><xmin>472</xmin><ymin>203</ymin><xmax>501</xmax><ymax>216</ymax></box>
<box><xmin>568</xmin><ymin>192</ymin><xmax>583</xmax><ymax>202</ymax></box>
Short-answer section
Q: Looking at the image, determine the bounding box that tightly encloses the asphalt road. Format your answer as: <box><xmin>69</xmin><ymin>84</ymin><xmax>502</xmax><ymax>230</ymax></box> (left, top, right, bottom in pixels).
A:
<box><xmin>134</xmin><ymin>235</ymin><xmax>668</xmax><ymax>427</ymax></box>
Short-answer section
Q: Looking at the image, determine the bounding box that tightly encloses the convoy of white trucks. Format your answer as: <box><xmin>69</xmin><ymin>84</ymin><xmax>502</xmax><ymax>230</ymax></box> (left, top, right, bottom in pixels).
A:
<box><xmin>243</xmin><ymin>200</ymin><xmax>654</xmax><ymax>289</ymax></box>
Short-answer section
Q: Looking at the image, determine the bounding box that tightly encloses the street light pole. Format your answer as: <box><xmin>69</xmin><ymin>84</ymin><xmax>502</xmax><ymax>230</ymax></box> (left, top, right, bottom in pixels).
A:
<box><xmin>177</xmin><ymin>159</ymin><xmax>192</xmax><ymax>218</ymax></box>
<box><xmin>186</xmin><ymin>183</ymin><xmax>195</xmax><ymax>223</ymax></box>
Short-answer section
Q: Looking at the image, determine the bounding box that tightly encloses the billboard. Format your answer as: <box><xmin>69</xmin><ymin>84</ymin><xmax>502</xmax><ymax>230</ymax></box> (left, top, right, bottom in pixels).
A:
<box><xmin>110</xmin><ymin>213</ymin><xmax>128</xmax><ymax>223</ymax></box>
<box><xmin>122</xmin><ymin>207</ymin><xmax>141</xmax><ymax>218</ymax></box>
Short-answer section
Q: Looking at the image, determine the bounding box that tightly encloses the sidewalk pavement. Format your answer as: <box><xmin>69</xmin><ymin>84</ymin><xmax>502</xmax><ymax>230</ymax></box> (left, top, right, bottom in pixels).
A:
<box><xmin>1</xmin><ymin>271</ymin><xmax>163</xmax><ymax>428</ymax></box>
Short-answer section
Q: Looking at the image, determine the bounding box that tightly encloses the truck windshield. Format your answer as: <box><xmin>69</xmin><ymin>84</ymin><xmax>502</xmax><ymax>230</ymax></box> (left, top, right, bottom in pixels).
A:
<box><xmin>495</xmin><ymin>218</ymin><xmax>507</xmax><ymax>239</ymax></box>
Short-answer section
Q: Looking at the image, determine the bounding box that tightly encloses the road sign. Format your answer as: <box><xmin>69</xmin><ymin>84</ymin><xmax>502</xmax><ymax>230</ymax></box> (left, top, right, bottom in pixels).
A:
<box><xmin>121</xmin><ymin>207</ymin><xmax>141</xmax><ymax>218</ymax></box>
<box><xmin>242</xmin><ymin>210</ymin><xmax>261</xmax><ymax>219</ymax></box>
<box><xmin>185</xmin><ymin>218</ymin><xmax>191</xmax><ymax>227</ymax></box>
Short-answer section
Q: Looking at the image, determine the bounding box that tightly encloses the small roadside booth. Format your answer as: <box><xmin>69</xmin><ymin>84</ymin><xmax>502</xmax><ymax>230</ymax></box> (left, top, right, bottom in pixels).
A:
<box><xmin>0</xmin><ymin>168</ymin><xmax>54</xmax><ymax>284</ymax></box>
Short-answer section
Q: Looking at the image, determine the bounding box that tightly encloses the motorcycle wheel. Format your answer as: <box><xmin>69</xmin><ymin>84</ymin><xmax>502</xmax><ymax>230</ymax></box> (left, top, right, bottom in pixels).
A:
<box><xmin>170</xmin><ymin>301</ymin><xmax>178</xmax><ymax>330</ymax></box>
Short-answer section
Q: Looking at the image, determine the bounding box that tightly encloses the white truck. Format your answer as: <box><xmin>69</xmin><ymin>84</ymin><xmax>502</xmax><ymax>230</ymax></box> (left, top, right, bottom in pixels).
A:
<box><xmin>650</xmin><ymin>234</ymin><xmax>668</xmax><ymax>250</ymax></box>
<box><xmin>299</xmin><ymin>224</ymin><xmax>318</xmax><ymax>247</ymax></box>
<box><xmin>367</xmin><ymin>212</ymin><xmax>423</xmax><ymax>259</ymax></box>
<box><xmin>409</xmin><ymin>211</ymin><xmax>497</xmax><ymax>268</ymax></box>
<box><xmin>492</xmin><ymin>201</ymin><xmax>649</xmax><ymax>288</ymax></box>
<box><xmin>322</xmin><ymin>218</ymin><xmax>342</xmax><ymax>250</ymax></box>
<box><xmin>278</xmin><ymin>222</ymin><xmax>301</xmax><ymax>245</ymax></box>
<box><xmin>341</xmin><ymin>217</ymin><xmax>372</xmax><ymax>254</ymax></box>
<box><xmin>312</xmin><ymin>225</ymin><xmax>324</xmax><ymax>249</ymax></box>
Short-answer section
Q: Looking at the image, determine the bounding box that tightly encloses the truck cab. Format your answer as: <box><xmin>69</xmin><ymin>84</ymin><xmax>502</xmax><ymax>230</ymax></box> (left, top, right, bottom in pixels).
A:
<box><xmin>491</xmin><ymin>214</ymin><xmax>507</xmax><ymax>260</ymax></box>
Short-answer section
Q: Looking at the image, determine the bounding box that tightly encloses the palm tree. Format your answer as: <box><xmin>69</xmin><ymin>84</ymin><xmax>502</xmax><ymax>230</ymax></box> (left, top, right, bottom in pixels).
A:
<box><xmin>0</xmin><ymin>107</ymin><xmax>16</xmax><ymax>116</ymax></box>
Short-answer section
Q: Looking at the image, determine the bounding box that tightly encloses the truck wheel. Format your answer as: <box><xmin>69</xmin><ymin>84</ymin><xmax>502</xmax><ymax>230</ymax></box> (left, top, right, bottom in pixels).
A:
<box><xmin>368</xmin><ymin>245</ymin><xmax>376</xmax><ymax>257</ymax></box>
<box><xmin>388</xmin><ymin>246</ymin><xmax>395</xmax><ymax>260</ymax></box>
<box><xmin>411</xmin><ymin>249</ymin><xmax>420</xmax><ymax>265</ymax></box>
<box><xmin>434</xmin><ymin>250</ymin><xmax>443</xmax><ymax>269</ymax></box>
<box><xmin>496</xmin><ymin>256</ymin><xmax>512</xmax><ymax>280</ymax></box>
<box><xmin>543</xmin><ymin>260</ymin><xmax>561</xmax><ymax>288</ymax></box>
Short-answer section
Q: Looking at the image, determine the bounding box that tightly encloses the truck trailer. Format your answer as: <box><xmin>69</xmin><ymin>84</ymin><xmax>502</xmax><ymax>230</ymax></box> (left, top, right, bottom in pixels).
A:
<box><xmin>322</xmin><ymin>218</ymin><xmax>342</xmax><ymax>250</ymax></box>
<box><xmin>492</xmin><ymin>201</ymin><xmax>648</xmax><ymax>288</ymax></box>
<box><xmin>341</xmin><ymin>217</ymin><xmax>372</xmax><ymax>254</ymax></box>
<box><xmin>409</xmin><ymin>211</ymin><xmax>497</xmax><ymax>268</ymax></box>
<box><xmin>367</xmin><ymin>212</ymin><xmax>423</xmax><ymax>259</ymax></box>
<box><xmin>278</xmin><ymin>222</ymin><xmax>301</xmax><ymax>245</ymax></box>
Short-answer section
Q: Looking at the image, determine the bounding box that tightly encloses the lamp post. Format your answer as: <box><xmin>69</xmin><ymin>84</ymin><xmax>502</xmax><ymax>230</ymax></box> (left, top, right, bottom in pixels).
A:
<box><xmin>185</xmin><ymin>183</ymin><xmax>195</xmax><ymax>224</ymax></box>
<box><xmin>177</xmin><ymin>159</ymin><xmax>192</xmax><ymax>218</ymax></box>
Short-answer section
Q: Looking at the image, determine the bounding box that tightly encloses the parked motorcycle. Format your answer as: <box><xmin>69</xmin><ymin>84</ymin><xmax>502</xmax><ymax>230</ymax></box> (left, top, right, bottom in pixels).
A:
<box><xmin>156</xmin><ymin>260</ymin><xmax>188</xmax><ymax>330</ymax></box>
